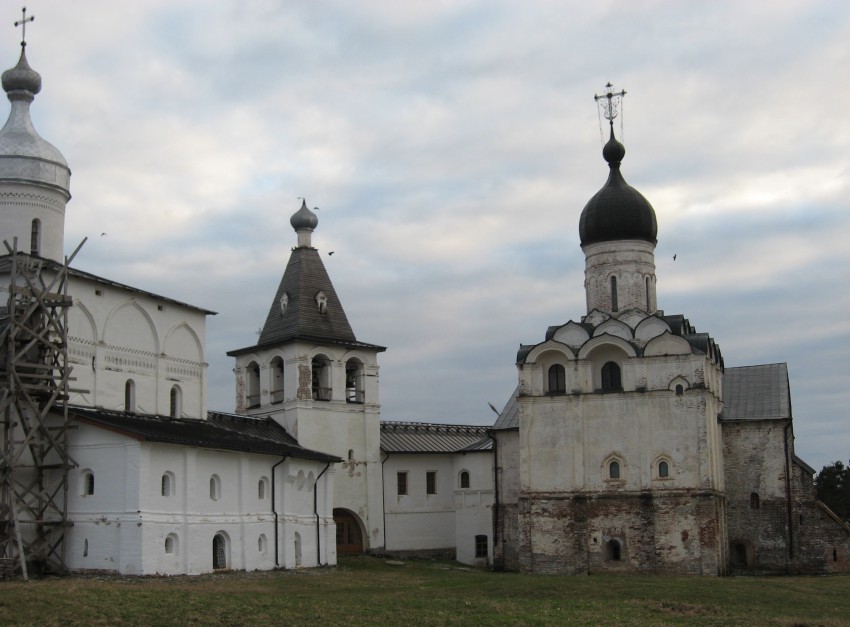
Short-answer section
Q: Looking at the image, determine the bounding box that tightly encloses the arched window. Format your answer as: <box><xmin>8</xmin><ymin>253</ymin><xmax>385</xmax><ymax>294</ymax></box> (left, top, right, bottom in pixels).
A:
<box><xmin>270</xmin><ymin>356</ymin><xmax>284</xmax><ymax>404</ymax></box>
<box><xmin>606</xmin><ymin>539</ymin><xmax>621</xmax><ymax>561</ymax></box>
<box><xmin>609</xmin><ymin>461</ymin><xmax>621</xmax><ymax>480</ymax></box>
<box><xmin>170</xmin><ymin>385</ymin><xmax>182</xmax><ymax>418</ymax></box>
<box><xmin>346</xmin><ymin>359</ymin><xmax>364</xmax><ymax>403</ymax></box>
<box><xmin>610</xmin><ymin>276</ymin><xmax>618</xmax><ymax>312</ymax></box>
<box><xmin>125</xmin><ymin>379</ymin><xmax>136</xmax><ymax>412</ymax></box>
<box><xmin>658</xmin><ymin>461</ymin><xmax>669</xmax><ymax>478</ymax></box>
<box><xmin>82</xmin><ymin>470</ymin><xmax>95</xmax><ymax>496</ymax></box>
<box><xmin>348</xmin><ymin>449</ymin><xmax>354</xmax><ymax>461</ymax></box>
<box><xmin>258</xmin><ymin>534</ymin><xmax>268</xmax><ymax>554</ymax></box>
<box><xmin>213</xmin><ymin>533</ymin><xmax>229</xmax><ymax>570</ymax></box>
<box><xmin>246</xmin><ymin>361</ymin><xmax>261</xmax><ymax>409</ymax></box>
<box><xmin>161</xmin><ymin>471</ymin><xmax>175</xmax><ymax>497</ymax></box>
<box><xmin>30</xmin><ymin>219</ymin><xmax>41</xmax><ymax>256</ymax></box>
<box><xmin>601</xmin><ymin>362</ymin><xmax>621</xmax><ymax>391</ymax></box>
<box><xmin>547</xmin><ymin>364</ymin><xmax>566</xmax><ymax>395</ymax></box>
<box><xmin>312</xmin><ymin>356</ymin><xmax>331</xmax><ymax>401</ymax></box>
<box><xmin>750</xmin><ymin>492</ymin><xmax>760</xmax><ymax>509</ymax></box>
<box><xmin>460</xmin><ymin>471</ymin><xmax>470</xmax><ymax>489</ymax></box>
<box><xmin>210</xmin><ymin>475</ymin><xmax>221</xmax><ymax>501</ymax></box>
<box><xmin>258</xmin><ymin>476</ymin><xmax>269</xmax><ymax>500</ymax></box>
<box><xmin>165</xmin><ymin>533</ymin><xmax>178</xmax><ymax>555</ymax></box>
<box><xmin>675</xmin><ymin>384</ymin><xmax>684</xmax><ymax>396</ymax></box>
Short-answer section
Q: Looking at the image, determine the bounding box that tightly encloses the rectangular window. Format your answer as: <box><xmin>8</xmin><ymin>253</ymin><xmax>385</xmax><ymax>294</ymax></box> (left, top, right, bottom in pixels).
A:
<box><xmin>475</xmin><ymin>535</ymin><xmax>488</xmax><ymax>558</ymax></box>
<box><xmin>397</xmin><ymin>471</ymin><xmax>408</xmax><ymax>496</ymax></box>
<box><xmin>426</xmin><ymin>471</ymin><xmax>437</xmax><ymax>495</ymax></box>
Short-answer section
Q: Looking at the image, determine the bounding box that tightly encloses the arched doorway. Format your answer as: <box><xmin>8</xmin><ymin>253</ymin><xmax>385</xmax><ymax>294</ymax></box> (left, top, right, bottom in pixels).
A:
<box><xmin>213</xmin><ymin>532</ymin><xmax>229</xmax><ymax>570</ymax></box>
<box><xmin>333</xmin><ymin>508</ymin><xmax>364</xmax><ymax>555</ymax></box>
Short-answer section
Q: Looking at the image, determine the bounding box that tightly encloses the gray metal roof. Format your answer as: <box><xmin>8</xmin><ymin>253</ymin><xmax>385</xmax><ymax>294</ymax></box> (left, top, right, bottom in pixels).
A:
<box><xmin>228</xmin><ymin>246</ymin><xmax>384</xmax><ymax>356</ymax></box>
<box><xmin>380</xmin><ymin>421</ymin><xmax>492</xmax><ymax>453</ymax></box>
<box><xmin>721</xmin><ymin>363</ymin><xmax>790</xmax><ymax>421</ymax></box>
<box><xmin>69</xmin><ymin>406</ymin><xmax>340</xmax><ymax>462</ymax></box>
<box><xmin>491</xmin><ymin>388</ymin><xmax>519</xmax><ymax>430</ymax></box>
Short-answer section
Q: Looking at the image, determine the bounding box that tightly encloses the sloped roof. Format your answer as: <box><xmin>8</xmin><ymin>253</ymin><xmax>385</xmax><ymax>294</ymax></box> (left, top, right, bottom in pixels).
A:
<box><xmin>0</xmin><ymin>254</ymin><xmax>216</xmax><ymax>315</ymax></box>
<box><xmin>69</xmin><ymin>406</ymin><xmax>340</xmax><ymax>462</ymax></box>
<box><xmin>491</xmin><ymin>388</ymin><xmax>519</xmax><ymax>431</ymax></box>
<box><xmin>380</xmin><ymin>421</ymin><xmax>492</xmax><ymax>453</ymax></box>
<box><xmin>721</xmin><ymin>363</ymin><xmax>790</xmax><ymax>421</ymax></box>
<box><xmin>228</xmin><ymin>246</ymin><xmax>384</xmax><ymax>356</ymax></box>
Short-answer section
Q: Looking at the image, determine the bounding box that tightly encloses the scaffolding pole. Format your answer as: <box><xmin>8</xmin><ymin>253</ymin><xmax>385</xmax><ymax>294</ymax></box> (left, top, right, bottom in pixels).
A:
<box><xmin>0</xmin><ymin>239</ymin><xmax>82</xmax><ymax>578</ymax></box>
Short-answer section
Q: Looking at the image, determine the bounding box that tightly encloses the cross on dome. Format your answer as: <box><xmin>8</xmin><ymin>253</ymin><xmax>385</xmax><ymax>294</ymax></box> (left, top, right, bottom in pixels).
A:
<box><xmin>14</xmin><ymin>6</ymin><xmax>34</xmax><ymax>48</ymax></box>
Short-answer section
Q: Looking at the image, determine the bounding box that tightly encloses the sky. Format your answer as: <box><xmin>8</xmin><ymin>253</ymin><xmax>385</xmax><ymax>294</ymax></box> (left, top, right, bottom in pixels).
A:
<box><xmin>8</xmin><ymin>1</ymin><xmax>849</xmax><ymax>471</ymax></box>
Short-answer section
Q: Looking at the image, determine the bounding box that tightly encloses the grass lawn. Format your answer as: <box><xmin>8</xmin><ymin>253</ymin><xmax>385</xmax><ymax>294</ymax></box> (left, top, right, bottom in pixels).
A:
<box><xmin>0</xmin><ymin>556</ymin><xmax>848</xmax><ymax>626</ymax></box>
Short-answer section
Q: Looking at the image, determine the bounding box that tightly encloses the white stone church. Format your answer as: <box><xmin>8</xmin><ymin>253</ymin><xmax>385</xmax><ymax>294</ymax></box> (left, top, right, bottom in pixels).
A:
<box><xmin>1</xmin><ymin>35</ymin><xmax>847</xmax><ymax>578</ymax></box>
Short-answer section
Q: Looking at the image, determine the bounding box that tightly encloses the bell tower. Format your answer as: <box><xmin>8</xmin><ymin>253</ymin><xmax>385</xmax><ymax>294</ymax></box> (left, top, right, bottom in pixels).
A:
<box><xmin>228</xmin><ymin>200</ymin><xmax>386</xmax><ymax>555</ymax></box>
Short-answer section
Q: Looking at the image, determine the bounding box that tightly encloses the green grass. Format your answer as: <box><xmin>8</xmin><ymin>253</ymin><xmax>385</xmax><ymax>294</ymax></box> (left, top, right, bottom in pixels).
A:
<box><xmin>0</xmin><ymin>557</ymin><xmax>848</xmax><ymax>626</ymax></box>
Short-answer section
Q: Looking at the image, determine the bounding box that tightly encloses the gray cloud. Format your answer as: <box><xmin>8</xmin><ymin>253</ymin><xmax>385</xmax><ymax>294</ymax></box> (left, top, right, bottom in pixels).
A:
<box><xmin>14</xmin><ymin>0</ymin><xmax>850</xmax><ymax>471</ymax></box>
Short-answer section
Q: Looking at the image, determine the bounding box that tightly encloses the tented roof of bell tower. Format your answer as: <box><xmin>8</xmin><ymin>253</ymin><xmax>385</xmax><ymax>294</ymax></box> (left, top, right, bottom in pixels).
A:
<box><xmin>227</xmin><ymin>202</ymin><xmax>385</xmax><ymax>356</ymax></box>
<box><xmin>259</xmin><ymin>246</ymin><xmax>357</xmax><ymax>344</ymax></box>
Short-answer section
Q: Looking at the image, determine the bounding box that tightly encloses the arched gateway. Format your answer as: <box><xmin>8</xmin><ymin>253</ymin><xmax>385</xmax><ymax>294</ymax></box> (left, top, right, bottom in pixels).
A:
<box><xmin>334</xmin><ymin>508</ymin><xmax>364</xmax><ymax>555</ymax></box>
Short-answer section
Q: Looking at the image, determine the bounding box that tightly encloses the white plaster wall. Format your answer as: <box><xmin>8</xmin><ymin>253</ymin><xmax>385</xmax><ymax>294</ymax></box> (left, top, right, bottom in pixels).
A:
<box><xmin>0</xmin><ymin>182</ymin><xmax>68</xmax><ymax>262</ymax></box>
<box><xmin>66</xmin><ymin>274</ymin><xmax>208</xmax><ymax>418</ymax></box>
<box><xmin>518</xmin><ymin>353</ymin><xmax>725</xmax><ymax>496</ymax></box>
<box><xmin>235</xmin><ymin>339</ymin><xmax>384</xmax><ymax>552</ymax></box>
<box><xmin>65</xmin><ymin>423</ymin><xmax>336</xmax><ymax>575</ymax></box>
<box><xmin>384</xmin><ymin>454</ymin><xmax>456</xmax><ymax>551</ymax></box>
<box><xmin>453</xmin><ymin>453</ymin><xmax>494</xmax><ymax>566</ymax></box>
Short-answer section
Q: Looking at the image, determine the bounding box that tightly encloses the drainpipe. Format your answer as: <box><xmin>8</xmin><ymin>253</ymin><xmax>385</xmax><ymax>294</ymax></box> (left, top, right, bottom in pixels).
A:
<box><xmin>271</xmin><ymin>456</ymin><xmax>287</xmax><ymax>567</ymax></box>
<box><xmin>381</xmin><ymin>452</ymin><xmax>390</xmax><ymax>553</ymax></box>
<box><xmin>489</xmin><ymin>431</ymin><xmax>500</xmax><ymax>547</ymax></box>
<box><xmin>783</xmin><ymin>421</ymin><xmax>793</xmax><ymax>568</ymax></box>
<box><xmin>314</xmin><ymin>462</ymin><xmax>331</xmax><ymax>566</ymax></box>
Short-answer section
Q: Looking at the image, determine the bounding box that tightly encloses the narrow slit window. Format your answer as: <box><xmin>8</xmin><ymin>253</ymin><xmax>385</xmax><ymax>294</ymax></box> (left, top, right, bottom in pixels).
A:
<box><xmin>610</xmin><ymin>276</ymin><xmax>618</xmax><ymax>312</ymax></box>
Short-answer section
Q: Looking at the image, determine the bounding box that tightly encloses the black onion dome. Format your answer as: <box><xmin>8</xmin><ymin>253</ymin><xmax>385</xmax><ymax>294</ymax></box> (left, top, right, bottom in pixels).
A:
<box><xmin>579</xmin><ymin>127</ymin><xmax>657</xmax><ymax>246</ymax></box>
<box><xmin>290</xmin><ymin>198</ymin><xmax>319</xmax><ymax>230</ymax></box>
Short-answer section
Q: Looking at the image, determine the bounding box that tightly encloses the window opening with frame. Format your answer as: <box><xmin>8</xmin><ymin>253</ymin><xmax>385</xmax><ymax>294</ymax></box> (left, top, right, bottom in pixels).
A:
<box><xmin>547</xmin><ymin>364</ymin><xmax>566</xmax><ymax>395</ymax></box>
<box><xmin>397</xmin><ymin>471</ymin><xmax>408</xmax><ymax>496</ymax></box>
<box><xmin>475</xmin><ymin>535</ymin><xmax>488</xmax><ymax>558</ymax></box>
<box><xmin>426</xmin><ymin>471</ymin><xmax>437</xmax><ymax>495</ymax></box>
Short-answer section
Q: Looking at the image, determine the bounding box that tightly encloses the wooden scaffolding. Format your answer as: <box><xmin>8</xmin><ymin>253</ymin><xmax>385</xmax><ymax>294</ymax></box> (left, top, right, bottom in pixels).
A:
<box><xmin>0</xmin><ymin>240</ymin><xmax>80</xmax><ymax>579</ymax></box>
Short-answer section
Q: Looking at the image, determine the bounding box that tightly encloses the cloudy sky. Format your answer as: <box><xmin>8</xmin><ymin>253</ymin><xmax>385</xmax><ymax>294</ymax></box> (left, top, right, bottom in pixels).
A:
<box><xmin>11</xmin><ymin>1</ymin><xmax>849</xmax><ymax>471</ymax></box>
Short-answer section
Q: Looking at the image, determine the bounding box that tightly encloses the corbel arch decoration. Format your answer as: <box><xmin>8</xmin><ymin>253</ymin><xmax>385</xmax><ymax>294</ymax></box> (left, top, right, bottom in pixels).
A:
<box><xmin>524</xmin><ymin>341</ymin><xmax>576</xmax><ymax>364</ymax></box>
<box><xmin>644</xmin><ymin>332</ymin><xmax>693</xmax><ymax>357</ymax></box>
<box><xmin>551</xmin><ymin>322</ymin><xmax>590</xmax><ymax>349</ymax></box>
<box><xmin>102</xmin><ymin>300</ymin><xmax>160</xmax><ymax>354</ymax></box>
<box><xmin>668</xmin><ymin>376</ymin><xmax>690</xmax><ymax>396</ymax></box>
<box><xmin>577</xmin><ymin>335</ymin><xmax>636</xmax><ymax>360</ymax></box>
<box><xmin>593</xmin><ymin>318</ymin><xmax>633</xmax><ymax>341</ymax></box>
<box><xmin>634</xmin><ymin>316</ymin><xmax>672</xmax><ymax>343</ymax></box>
<box><xmin>163</xmin><ymin>322</ymin><xmax>204</xmax><ymax>364</ymax></box>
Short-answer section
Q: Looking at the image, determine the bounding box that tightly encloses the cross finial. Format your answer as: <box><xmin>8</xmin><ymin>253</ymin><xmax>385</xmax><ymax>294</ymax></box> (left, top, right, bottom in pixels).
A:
<box><xmin>14</xmin><ymin>6</ymin><xmax>34</xmax><ymax>48</ymax></box>
<box><xmin>594</xmin><ymin>82</ymin><xmax>627</xmax><ymax>127</ymax></box>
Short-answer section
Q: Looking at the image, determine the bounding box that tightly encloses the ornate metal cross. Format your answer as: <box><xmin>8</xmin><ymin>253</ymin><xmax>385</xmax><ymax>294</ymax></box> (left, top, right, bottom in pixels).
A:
<box><xmin>14</xmin><ymin>6</ymin><xmax>34</xmax><ymax>46</ymax></box>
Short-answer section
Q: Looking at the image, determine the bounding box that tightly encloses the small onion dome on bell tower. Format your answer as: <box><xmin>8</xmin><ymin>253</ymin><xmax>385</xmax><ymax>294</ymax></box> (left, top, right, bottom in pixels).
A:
<box><xmin>291</xmin><ymin>198</ymin><xmax>319</xmax><ymax>247</ymax></box>
<box><xmin>578</xmin><ymin>126</ymin><xmax>657</xmax><ymax>246</ymax></box>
